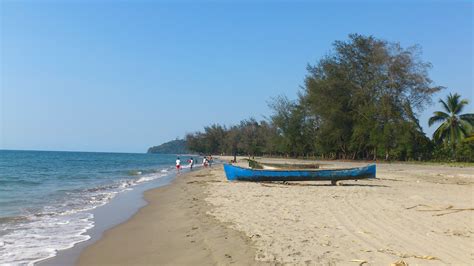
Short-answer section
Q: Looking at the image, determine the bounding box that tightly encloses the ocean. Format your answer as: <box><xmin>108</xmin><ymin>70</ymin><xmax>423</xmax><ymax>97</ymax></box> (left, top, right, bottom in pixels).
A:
<box><xmin>0</xmin><ymin>150</ymin><xmax>192</xmax><ymax>265</ymax></box>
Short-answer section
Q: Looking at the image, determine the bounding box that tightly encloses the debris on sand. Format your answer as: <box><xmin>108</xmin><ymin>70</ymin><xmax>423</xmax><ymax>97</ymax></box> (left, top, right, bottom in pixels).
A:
<box><xmin>390</xmin><ymin>259</ymin><xmax>408</xmax><ymax>266</ymax></box>
<box><xmin>350</xmin><ymin>259</ymin><xmax>368</xmax><ymax>265</ymax></box>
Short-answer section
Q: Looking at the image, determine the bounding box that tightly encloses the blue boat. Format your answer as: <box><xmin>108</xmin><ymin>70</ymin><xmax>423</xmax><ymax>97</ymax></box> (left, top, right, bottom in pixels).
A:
<box><xmin>223</xmin><ymin>163</ymin><xmax>376</xmax><ymax>184</ymax></box>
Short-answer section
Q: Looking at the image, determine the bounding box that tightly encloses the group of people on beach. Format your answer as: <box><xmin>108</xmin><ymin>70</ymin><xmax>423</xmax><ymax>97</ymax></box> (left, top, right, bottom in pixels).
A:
<box><xmin>202</xmin><ymin>155</ymin><xmax>213</xmax><ymax>168</ymax></box>
<box><xmin>175</xmin><ymin>155</ymin><xmax>213</xmax><ymax>172</ymax></box>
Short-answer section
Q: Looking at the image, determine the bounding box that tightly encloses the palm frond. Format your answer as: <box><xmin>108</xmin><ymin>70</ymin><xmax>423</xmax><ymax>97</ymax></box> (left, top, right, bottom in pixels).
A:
<box><xmin>439</xmin><ymin>98</ymin><xmax>451</xmax><ymax>113</ymax></box>
<box><xmin>428</xmin><ymin>111</ymin><xmax>449</xmax><ymax>126</ymax></box>
<box><xmin>453</xmin><ymin>99</ymin><xmax>469</xmax><ymax>115</ymax></box>
<box><xmin>447</xmin><ymin>93</ymin><xmax>461</xmax><ymax>114</ymax></box>
<box><xmin>459</xmin><ymin>113</ymin><xmax>474</xmax><ymax>125</ymax></box>
<box><xmin>457</xmin><ymin>125</ymin><xmax>468</xmax><ymax>139</ymax></box>
<box><xmin>463</xmin><ymin>134</ymin><xmax>474</xmax><ymax>142</ymax></box>
<box><xmin>459</xmin><ymin>119</ymin><xmax>473</xmax><ymax>133</ymax></box>
<box><xmin>432</xmin><ymin>122</ymin><xmax>450</xmax><ymax>143</ymax></box>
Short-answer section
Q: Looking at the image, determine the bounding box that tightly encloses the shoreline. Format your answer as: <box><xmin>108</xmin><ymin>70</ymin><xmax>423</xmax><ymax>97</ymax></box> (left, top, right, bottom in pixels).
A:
<box><xmin>77</xmin><ymin>166</ymin><xmax>258</xmax><ymax>265</ymax></box>
<box><xmin>39</xmin><ymin>172</ymin><xmax>176</xmax><ymax>266</ymax></box>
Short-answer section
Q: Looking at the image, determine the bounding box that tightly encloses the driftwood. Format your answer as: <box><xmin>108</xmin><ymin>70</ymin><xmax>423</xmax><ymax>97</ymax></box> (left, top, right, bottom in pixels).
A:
<box><xmin>405</xmin><ymin>204</ymin><xmax>474</xmax><ymax>216</ymax></box>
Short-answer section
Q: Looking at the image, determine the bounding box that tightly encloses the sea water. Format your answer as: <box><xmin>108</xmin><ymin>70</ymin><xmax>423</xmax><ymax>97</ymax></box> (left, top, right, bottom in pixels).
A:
<box><xmin>0</xmin><ymin>150</ymin><xmax>191</xmax><ymax>265</ymax></box>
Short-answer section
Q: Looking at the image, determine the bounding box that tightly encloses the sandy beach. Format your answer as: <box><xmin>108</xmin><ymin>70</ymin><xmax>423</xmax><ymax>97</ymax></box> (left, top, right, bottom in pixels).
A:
<box><xmin>78</xmin><ymin>158</ymin><xmax>474</xmax><ymax>265</ymax></box>
<box><xmin>77</xmin><ymin>165</ymin><xmax>257</xmax><ymax>265</ymax></box>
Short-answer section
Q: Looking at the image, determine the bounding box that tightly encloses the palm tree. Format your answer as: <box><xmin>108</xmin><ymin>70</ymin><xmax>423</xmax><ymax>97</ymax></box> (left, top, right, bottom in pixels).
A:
<box><xmin>428</xmin><ymin>93</ymin><xmax>474</xmax><ymax>157</ymax></box>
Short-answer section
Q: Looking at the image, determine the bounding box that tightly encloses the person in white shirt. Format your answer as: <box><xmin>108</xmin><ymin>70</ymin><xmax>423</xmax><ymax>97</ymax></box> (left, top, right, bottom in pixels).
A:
<box><xmin>176</xmin><ymin>157</ymin><xmax>181</xmax><ymax>172</ymax></box>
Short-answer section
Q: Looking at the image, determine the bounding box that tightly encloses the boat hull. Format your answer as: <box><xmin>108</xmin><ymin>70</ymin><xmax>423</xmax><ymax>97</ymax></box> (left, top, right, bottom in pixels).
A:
<box><xmin>223</xmin><ymin>164</ymin><xmax>376</xmax><ymax>182</ymax></box>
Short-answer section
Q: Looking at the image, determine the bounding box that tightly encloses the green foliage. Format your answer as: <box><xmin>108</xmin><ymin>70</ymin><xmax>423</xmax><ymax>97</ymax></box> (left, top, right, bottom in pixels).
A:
<box><xmin>246</xmin><ymin>159</ymin><xmax>264</xmax><ymax>169</ymax></box>
<box><xmin>185</xmin><ymin>124</ymin><xmax>226</xmax><ymax>155</ymax></box>
<box><xmin>428</xmin><ymin>93</ymin><xmax>474</xmax><ymax>159</ymax></box>
<box><xmin>302</xmin><ymin>34</ymin><xmax>441</xmax><ymax>160</ymax></box>
<box><xmin>268</xmin><ymin>96</ymin><xmax>318</xmax><ymax>157</ymax></box>
<box><xmin>455</xmin><ymin>142</ymin><xmax>474</xmax><ymax>162</ymax></box>
<box><xmin>186</xmin><ymin>119</ymin><xmax>279</xmax><ymax>156</ymax></box>
<box><xmin>147</xmin><ymin>139</ymin><xmax>189</xmax><ymax>154</ymax></box>
<box><xmin>431</xmin><ymin>141</ymin><xmax>474</xmax><ymax>162</ymax></box>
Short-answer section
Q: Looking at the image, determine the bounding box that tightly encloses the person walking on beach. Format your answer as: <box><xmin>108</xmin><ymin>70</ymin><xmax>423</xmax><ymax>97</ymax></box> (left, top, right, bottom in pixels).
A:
<box><xmin>176</xmin><ymin>157</ymin><xmax>181</xmax><ymax>173</ymax></box>
<box><xmin>202</xmin><ymin>156</ymin><xmax>208</xmax><ymax>167</ymax></box>
<box><xmin>208</xmin><ymin>155</ymin><xmax>213</xmax><ymax>167</ymax></box>
<box><xmin>188</xmin><ymin>157</ymin><xmax>194</xmax><ymax>170</ymax></box>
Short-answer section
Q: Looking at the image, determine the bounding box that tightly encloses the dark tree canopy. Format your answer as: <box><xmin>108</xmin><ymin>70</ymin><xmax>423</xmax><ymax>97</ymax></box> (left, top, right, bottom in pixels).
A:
<box><xmin>302</xmin><ymin>34</ymin><xmax>442</xmax><ymax>160</ymax></box>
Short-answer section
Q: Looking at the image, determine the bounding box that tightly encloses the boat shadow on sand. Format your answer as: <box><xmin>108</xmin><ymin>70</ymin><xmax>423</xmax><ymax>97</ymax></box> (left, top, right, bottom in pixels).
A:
<box><xmin>257</xmin><ymin>182</ymin><xmax>388</xmax><ymax>188</ymax></box>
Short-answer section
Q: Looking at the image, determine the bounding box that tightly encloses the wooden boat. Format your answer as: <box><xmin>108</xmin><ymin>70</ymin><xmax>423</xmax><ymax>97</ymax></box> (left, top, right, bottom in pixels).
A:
<box><xmin>223</xmin><ymin>164</ymin><xmax>376</xmax><ymax>184</ymax></box>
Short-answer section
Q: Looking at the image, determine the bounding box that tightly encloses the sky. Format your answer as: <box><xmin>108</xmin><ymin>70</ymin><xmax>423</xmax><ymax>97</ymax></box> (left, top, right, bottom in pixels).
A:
<box><xmin>1</xmin><ymin>0</ymin><xmax>472</xmax><ymax>153</ymax></box>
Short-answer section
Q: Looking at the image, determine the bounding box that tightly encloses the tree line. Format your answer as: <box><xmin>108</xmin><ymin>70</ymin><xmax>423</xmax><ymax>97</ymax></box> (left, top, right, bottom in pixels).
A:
<box><xmin>186</xmin><ymin>34</ymin><xmax>473</xmax><ymax>162</ymax></box>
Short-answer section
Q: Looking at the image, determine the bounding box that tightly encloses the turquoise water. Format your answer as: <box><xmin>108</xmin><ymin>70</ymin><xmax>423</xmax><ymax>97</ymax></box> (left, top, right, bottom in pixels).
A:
<box><xmin>0</xmin><ymin>150</ymin><xmax>190</xmax><ymax>264</ymax></box>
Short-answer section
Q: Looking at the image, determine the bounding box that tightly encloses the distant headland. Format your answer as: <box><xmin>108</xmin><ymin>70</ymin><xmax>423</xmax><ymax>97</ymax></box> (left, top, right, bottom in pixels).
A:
<box><xmin>147</xmin><ymin>139</ymin><xmax>190</xmax><ymax>154</ymax></box>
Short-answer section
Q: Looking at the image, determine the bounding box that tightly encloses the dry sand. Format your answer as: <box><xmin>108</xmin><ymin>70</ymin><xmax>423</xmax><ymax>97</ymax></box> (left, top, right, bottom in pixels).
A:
<box><xmin>78</xmin><ymin>158</ymin><xmax>474</xmax><ymax>265</ymax></box>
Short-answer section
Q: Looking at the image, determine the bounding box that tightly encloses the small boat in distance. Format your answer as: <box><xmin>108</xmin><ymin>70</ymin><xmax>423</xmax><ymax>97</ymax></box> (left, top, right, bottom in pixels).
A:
<box><xmin>259</xmin><ymin>162</ymin><xmax>320</xmax><ymax>169</ymax></box>
<box><xmin>223</xmin><ymin>164</ymin><xmax>376</xmax><ymax>185</ymax></box>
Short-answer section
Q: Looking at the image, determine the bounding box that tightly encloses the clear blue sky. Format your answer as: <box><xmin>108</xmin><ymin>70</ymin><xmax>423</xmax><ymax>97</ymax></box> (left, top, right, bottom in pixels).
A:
<box><xmin>1</xmin><ymin>1</ymin><xmax>472</xmax><ymax>153</ymax></box>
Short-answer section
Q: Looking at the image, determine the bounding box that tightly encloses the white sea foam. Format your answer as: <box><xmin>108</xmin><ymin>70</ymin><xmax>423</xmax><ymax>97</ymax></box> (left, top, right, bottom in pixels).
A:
<box><xmin>0</xmin><ymin>170</ymin><xmax>171</xmax><ymax>265</ymax></box>
<box><xmin>0</xmin><ymin>212</ymin><xmax>94</xmax><ymax>265</ymax></box>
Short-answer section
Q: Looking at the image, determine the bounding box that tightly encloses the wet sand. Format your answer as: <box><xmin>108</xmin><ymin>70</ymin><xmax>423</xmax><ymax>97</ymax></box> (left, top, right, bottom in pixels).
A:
<box><xmin>78</xmin><ymin>158</ymin><xmax>474</xmax><ymax>265</ymax></box>
<box><xmin>77</xmin><ymin>166</ymin><xmax>258</xmax><ymax>265</ymax></box>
